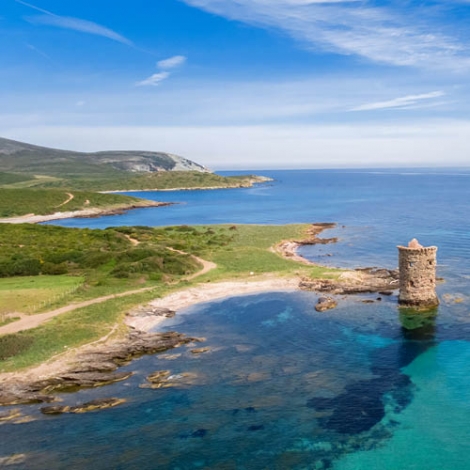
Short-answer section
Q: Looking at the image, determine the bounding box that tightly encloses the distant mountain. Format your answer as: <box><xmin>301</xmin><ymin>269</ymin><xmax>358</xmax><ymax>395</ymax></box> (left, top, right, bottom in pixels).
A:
<box><xmin>0</xmin><ymin>137</ymin><xmax>210</xmax><ymax>177</ymax></box>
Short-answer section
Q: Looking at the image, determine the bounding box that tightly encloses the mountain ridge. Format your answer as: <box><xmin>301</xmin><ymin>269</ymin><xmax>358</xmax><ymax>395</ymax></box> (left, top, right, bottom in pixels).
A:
<box><xmin>0</xmin><ymin>137</ymin><xmax>210</xmax><ymax>176</ymax></box>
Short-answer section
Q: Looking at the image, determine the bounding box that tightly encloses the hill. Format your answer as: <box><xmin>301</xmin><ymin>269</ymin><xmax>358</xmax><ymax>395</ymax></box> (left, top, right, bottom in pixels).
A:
<box><xmin>0</xmin><ymin>137</ymin><xmax>268</xmax><ymax>192</ymax></box>
<box><xmin>0</xmin><ymin>137</ymin><xmax>209</xmax><ymax>178</ymax></box>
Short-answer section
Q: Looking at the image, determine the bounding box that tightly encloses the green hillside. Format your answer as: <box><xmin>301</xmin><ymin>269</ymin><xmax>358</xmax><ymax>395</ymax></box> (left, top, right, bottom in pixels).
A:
<box><xmin>0</xmin><ymin>188</ymin><xmax>153</xmax><ymax>218</ymax></box>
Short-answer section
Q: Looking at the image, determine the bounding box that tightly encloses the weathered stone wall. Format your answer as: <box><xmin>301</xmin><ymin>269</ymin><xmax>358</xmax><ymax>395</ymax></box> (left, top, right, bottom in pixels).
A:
<box><xmin>398</xmin><ymin>245</ymin><xmax>438</xmax><ymax>308</ymax></box>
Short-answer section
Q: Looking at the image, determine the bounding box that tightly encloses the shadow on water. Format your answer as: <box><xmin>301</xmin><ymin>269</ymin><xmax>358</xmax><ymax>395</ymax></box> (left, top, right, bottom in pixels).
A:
<box><xmin>307</xmin><ymin>307</ymin><xmax>437</xmax><ymax>437</ymax></box>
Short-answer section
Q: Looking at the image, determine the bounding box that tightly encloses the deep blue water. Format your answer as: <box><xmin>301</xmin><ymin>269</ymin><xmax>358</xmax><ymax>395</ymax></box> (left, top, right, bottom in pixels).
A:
<box><xmin>5</xmin><ymin>169</ymin><xmax>470</xmax><ymax>469</ymax></box>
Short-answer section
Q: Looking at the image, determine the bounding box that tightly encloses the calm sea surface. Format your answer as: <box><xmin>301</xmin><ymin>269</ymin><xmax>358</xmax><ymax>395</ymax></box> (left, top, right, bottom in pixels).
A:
<box><xmin>5</xmin><ymin>169</ymin><xmax>470</xmax><ymax>469</ymax></box>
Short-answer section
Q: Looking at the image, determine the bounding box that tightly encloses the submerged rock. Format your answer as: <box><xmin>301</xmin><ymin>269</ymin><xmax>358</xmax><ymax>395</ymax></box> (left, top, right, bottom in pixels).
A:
<box><xmin>315</xmin><ymin>297</ymin><xmax>337</xmax><ymax>312</ymax></box>
<box><xmin>190</xmin><ymin>347</ymin><xmax>210</xmax><ymax>354</ymax></box>
<box><xmin>41</xmin><ymin>397</ymin><xmax>126</xmax><ymax>415</ymax></box>
<box><xmin>0</xmin><ymin>454</ymin><xmax>27</xmax><ymax>466</ymax></box>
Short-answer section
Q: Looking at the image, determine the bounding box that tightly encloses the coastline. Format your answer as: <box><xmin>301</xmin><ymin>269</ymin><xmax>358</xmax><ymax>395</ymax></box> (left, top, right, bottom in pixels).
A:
<box><xmin>0</xmin><ymin>276</ymin><xmax>300</xmax><ymax>403</ymax></box>
<box><xmin>0</xmin><ymin>200</ymin><xmax>169</xmax><ymax>224</ymax></box>
<box><xmin>100</xmin><ymin>176</ymin><xmax>273</xmax><ymax>193</ymax></box>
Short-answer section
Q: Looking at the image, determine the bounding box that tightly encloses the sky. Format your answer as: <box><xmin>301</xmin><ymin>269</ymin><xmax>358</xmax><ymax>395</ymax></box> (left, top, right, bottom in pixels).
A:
<box><xmin>1</xmin><ymin>0</ymin><xmax>470</xmax><ymax>169</ymax></box>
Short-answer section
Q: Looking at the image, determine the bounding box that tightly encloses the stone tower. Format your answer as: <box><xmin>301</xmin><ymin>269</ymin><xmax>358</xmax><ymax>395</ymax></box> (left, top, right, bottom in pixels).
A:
<box><xmin>397</xmin><ymin>238</ymin><xmax>439</xmax><ymax>308</ymax></box>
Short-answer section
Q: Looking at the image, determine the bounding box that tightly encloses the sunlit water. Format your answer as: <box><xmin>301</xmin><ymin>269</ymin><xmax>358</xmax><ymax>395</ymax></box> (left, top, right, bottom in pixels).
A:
<box><xmin>4</xmin><ymin>169</ymin><xmax>470</xmax><ymax>469</ymax></box>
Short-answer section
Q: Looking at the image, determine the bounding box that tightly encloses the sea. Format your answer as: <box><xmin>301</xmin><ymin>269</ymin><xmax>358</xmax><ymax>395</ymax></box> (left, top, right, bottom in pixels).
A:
<box><xmin>3</xmin><ymin>169</ymin><xmax>470</xmax><ymax>469</ymax></box>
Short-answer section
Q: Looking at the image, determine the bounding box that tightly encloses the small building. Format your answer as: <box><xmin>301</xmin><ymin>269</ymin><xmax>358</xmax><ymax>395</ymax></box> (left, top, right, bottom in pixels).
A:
<box><xmin>397</xmin><ymin>239</ymin><xmax>439</xmax><ymax>308</ymax></box>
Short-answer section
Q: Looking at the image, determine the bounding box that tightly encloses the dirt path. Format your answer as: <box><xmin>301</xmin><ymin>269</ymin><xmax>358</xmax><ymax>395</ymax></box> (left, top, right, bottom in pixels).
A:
<box><xmin>186</xmin><ymin>255</ymin><xmax>217</xmax><ymax>280</ymax></box>
<box><xmin>0</xmin><ymin>253</ymin><xmax>217</xmax><ymax>336</ymax></box>
<box><xmin>56</xmin><ymin>192</ymin><xmax>74</xmax><ymax>208</ymax></box>
<box><xmin>167</xmin><ymin>247</ymin><xmax>217</xmax><ymax>280</ymax></box>
<box><xmin>0</xmin><ymin>287</ymin><xmax>156</xmax><ymax>336</ymax></box>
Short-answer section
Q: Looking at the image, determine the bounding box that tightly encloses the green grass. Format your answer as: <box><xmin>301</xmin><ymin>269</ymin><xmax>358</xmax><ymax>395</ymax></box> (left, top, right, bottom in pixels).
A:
<box><xmin>199</xmin><ymin>224</ymin><xmax>336</xmax><ymax>280</ymax></box>
<box><xmin>0</xmin><ymin>288</ymin><xmax>163</xmax><ymax>369</ymax></box>
<box><xmin>0</xmin><ymin>224</ymin><xmax>232</xmax><ymax>295</ymax></box>
<box><xmin>0</xmin><ymin>275</ymin><xmax>84</xmax><ymax>315</ymax></box>
<box><xmin>0</xmin><ymin>223</ymin><xmax>339</xmax><ymax>371</ymax></box>
<box><xmin>37</xmin><ymin>171</ymin><xmax>264</xmax><ymax>191</ymax></box>
<box><xmin>2</xmin><ymin>175</ymin><xmax>62</xmax><ymax>189</ymax></box>
<box><xmin>0</xmin><ymin>188</ymin><xmax>151</xmax><ymax>217</ymax></box>
<box><xmin>0</xmin><ymin>172</ymin><xmax>31</xmax><ymax>185</ymax></box>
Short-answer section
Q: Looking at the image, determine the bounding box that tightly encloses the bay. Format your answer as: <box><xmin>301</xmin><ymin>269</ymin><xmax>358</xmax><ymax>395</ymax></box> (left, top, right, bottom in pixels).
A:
<box><xmin>5</xmin><ymin>168</ymin><xmax>470</xmax><ymax>469</ymax></box>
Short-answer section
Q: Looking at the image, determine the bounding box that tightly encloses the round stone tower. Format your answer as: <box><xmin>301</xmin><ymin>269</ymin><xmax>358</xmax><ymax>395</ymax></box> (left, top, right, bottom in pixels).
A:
<box><xmin>397</xmin><ymin>238</ymin><xmax>439</xmax><ymax>308</ymax></box>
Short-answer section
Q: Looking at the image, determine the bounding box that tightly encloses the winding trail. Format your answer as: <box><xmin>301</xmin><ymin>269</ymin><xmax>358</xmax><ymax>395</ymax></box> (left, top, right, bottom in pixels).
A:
<box><xmin>0</xmin><ymin>252</ymin><xmax>217</xmax><ymax>336</ymax></box>
<box><xmin>0</xmin><ymin>287</ymin><xmax>156</xmax><ymax>336</ymax></box>
<box><xmin>56</xmin><ymin>192</ymin><xmax>74</xmax><ymax>208</ymax></box>
<box><xmin>166</xmin><ymin>247</ymin><xmax>217</xmax><ymax>280</ymax></box>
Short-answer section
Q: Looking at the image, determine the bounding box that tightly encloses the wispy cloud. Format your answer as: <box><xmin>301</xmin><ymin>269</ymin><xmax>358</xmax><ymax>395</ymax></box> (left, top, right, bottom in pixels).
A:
<box><xmin>16</xmin><ymin>0</ymin><xmax>133</xmax><ymax>45</ymax></box>
<box><xmin>158</xmin><ymin>55</ymin><xmax>187</xmax><ymax>69</ymax></box>
<box><xmin>136</xmin><ymin>55</ymin><xmax>187</xmax><ymax>86</ymax></box>
<box><xmin>136</xmin><ymin>71</ymin><xmax>171</xmax><ymax>87</ymax></box>
<box><xmin>26</xmin><ymin>43</ymin><xmax>53</xmax><ymax>61</ymax></box>
<box><xmin>181</xmin><ymin>0</ymin><xmax>470</xmax><ymax>69</ymax></box>
<box><xmin>351</xmin><ymin>91</ymin><xmax>446</xmax><ymax>112</ymax></box>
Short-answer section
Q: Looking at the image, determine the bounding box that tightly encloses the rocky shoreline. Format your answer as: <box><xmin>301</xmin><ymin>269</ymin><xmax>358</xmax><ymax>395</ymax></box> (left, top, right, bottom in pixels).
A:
<box><xmin>0</xmin><ymin>330</ymin><xmax>201</xmax><ymax>407</ymax></box>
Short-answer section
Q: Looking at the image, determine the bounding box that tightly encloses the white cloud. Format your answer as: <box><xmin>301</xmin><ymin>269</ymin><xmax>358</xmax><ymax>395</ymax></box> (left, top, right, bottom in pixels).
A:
<box><xmin>135</xmin><ymin>71</ymin><xmax>170</xmax><ymax>87</ymax></box>
<box><xmin>16</xmin><ymin>0</ymin><xmax>132</xmax><ymax>45</ymax></box>
<box><xmin>137</xmin><ymin>55</ymin><xmax>186</xmax><ymax>87</ymax></box>
<box><xmin>181</xmin><ymin>0</ymin><xmax>470</xmax><ymax>69</ymax></box>
<box><xmin>351</xmin><ymin>91</ymin><xmax>446</xmax><ymax>112</ymax></box>
<box><xmin>157</xmin><ymin>55</ymin><xmax>187</xmax><ymax>69</ymax></box>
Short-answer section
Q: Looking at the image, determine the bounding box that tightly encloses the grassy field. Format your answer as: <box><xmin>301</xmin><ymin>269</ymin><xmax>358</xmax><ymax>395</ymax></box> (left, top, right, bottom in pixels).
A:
<box><xmin>0</xmin><ymin>275</ymin><xmax>84</xmax><ymax>315</ymax></box>
<box><xmin>34</xmin><ymin>171</ymin><xmax>264</xmax><ymax>191</ymax></box>
<box><xmin>0</xmin><ymin>223</ymin><xmax>338</xmax><ymax>371</ymax></box>
<box><xmin>0</xmin><ymin>172</ymin><xmax>32</xmax><ymax>185</ymax></box>
<box><xmin>0</xmin><ymin>188</ymin><xmax>154</xmax><ymax>218</ymax></box>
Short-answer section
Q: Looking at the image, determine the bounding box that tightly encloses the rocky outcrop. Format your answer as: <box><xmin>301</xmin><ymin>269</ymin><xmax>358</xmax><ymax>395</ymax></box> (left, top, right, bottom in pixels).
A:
<box><xmin>127</xmin><ymin>306</ymin><xmax>176</xmax><ymax>319</ymax></box>
<box><xmin>300</xmin><ymin>268</ymin><xmax>399</xmax><ymax>295</ymax></box>
<box><xmin>0</xmin><ymin>331</ymin><xmax>200</xmax><ymax>406</ymax></box>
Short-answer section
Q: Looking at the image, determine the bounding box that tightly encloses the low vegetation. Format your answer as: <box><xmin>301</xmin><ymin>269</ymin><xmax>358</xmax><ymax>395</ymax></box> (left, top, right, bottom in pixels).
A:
<box><xmin>0</xmin><ymin>223</ymin><xmax>335</xmax><ymax>371</ymax></box>
<box><xmin>0</xmin><ymin>275</ymin><xmax>83</xmax><ymax>315</ymax></box>
<box><xmin>0</xmin><ymin>172</ymin><xmax>32</xmax><ymax>185</ymax></box>
<box><xmin>2</xmin><ymin>171</ymin><xmax>265</xmax><ymax>192</ymax></box>
<box><xmin>0</xmin><ymin>223</ymin><xmax>232</xmax><ymax>281</ymax></box>
<box><xmin>0</xmin><ymin>188</ymin><xmax>153</xmax><ymax>218</ymax></box>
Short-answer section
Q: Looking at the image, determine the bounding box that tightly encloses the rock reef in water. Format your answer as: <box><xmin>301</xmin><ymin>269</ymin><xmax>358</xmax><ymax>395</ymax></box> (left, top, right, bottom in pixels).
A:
<box><xmin>0</xmin><ymin>331</ymin><xmax>200</xmax><ymax>406</ymax></box>
<box><xmin>40</xmin><ymin>397</ymin><xmax>126</xmax><ymax>415</ymax></box>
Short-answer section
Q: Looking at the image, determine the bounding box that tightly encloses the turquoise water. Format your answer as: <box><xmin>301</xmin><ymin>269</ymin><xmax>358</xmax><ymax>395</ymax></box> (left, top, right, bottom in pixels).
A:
<box><xmin>5</xmin><ymin>169</ymin><xmax>470</xmax><ymax>468</ymax></box>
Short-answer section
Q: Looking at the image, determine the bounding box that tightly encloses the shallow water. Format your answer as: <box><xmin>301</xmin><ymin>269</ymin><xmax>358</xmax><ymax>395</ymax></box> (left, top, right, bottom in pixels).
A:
<box><xmin>3</xmin><ymin>291</ymin><xmax>470</xmax><ymax>469</ymax></box>
<box><xmin>5</xmin><ymin>169</ymin><xmax>470</xmax><ymax>468</ymax></box>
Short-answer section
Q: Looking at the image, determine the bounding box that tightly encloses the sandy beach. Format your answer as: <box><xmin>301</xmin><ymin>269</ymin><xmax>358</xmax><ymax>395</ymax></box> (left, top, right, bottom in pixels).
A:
<box><xmin>126</xmin><ymin>276</ymin><xmax>300</xmax><ymax>331</ymax></box>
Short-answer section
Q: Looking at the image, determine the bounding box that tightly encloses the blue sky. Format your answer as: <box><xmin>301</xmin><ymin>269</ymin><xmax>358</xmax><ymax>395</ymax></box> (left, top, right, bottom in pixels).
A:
<box><xmin>1</xmin><ymin>0</ymin><xmax>470</xmax><ymax>168</ymax></box>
